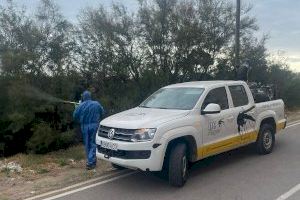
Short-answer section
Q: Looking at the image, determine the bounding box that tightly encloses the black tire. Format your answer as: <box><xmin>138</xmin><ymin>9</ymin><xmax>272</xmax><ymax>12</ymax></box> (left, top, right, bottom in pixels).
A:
<box><xmin>168</xmin><ymin>143</ymin><xmax>188</xmax><ymax>187</ymax></box>
<box><xmin>256</xmin><ymin>123</ymin><xmax>275</xmax><ymax>155</ymax></box>
<box><xmin>111</xmin><ymin>163</ymin><xmax>126</xmax><ymax>170</ymax></box>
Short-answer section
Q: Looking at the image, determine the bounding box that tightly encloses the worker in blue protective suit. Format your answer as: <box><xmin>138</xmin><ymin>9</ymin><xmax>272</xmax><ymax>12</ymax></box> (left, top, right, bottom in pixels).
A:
<box><xmin>73</xmin><ymin>90</ymin><xmax>105</xmax><ymax>170</ymax></box>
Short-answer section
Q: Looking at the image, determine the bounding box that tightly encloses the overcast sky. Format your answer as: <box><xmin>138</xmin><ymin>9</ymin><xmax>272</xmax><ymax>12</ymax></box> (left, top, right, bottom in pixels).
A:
<box><xmin>1</xmin><ymin>0</ymin><xmax>299</xmax><ymax>71</ymax></box>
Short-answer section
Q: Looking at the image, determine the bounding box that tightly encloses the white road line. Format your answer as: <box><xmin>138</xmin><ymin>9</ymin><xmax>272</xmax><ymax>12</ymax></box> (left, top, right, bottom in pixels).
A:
<box><xmin>289</xmin><ymin>119</ymin><xmax>300</xmax><ymax>125</ymax></box>
<box><xmin>25</xmin><ymin>170</ymin><xmax>131</xmax><ymax>200</ymax></box>
<box><xmin>275</xmin><ymin>183</ymin><xmax>300</xmax><ymax>200</ymax></box>
<box><xmin>286</xmin><ymin>121</ymin><xmax>300</xmax><ymax>128</ymax></box>
<box><xmin>40</xmin><ymin>172</ymin><xmax>135</xmax><ymax>200</ymax></box>
<box><xmin>274</xmin><ymin>121</ymin><xmax>300</xmax><ymax>200</ymax></box>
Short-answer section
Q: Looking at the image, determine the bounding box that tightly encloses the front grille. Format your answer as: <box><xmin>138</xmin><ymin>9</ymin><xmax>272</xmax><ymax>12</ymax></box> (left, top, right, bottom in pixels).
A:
<box><xmin>97</xmin><ymin>146</ymin><xmax>151</xmax><ymax>159</ymax></box>
<box><xmin>98</xmin><ymin>126</ymin><xmax>135</xmax><ymax>142</ymax></box>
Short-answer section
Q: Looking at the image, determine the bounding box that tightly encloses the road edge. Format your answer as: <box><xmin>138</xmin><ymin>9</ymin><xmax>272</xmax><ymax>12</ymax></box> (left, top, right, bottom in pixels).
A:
<box><xmin>24</xmin><ymin>169</ymin><xmax>133</xmax><ymax>200</ymax></box>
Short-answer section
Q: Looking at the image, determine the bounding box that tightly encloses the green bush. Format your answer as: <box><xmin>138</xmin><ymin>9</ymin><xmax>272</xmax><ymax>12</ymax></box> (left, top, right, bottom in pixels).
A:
<box><xmin>26</xmin><ymin>123</ymin><xmax>58</xmax><ymax>154</ymax></box>
<box><xmin>26</xmin><ymin>123</ymin><xmax>76</xmax><ymax>154</ymax></box>
<box><xmin>55</xmin><ymin>130</ymin><xmax>76</xmax><ymax>150</ymax></box>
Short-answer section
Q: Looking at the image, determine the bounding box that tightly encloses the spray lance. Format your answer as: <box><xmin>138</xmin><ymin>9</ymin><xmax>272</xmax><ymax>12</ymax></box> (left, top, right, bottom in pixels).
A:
<box><xmin>61</xmin><ymin>100</ymin><xmax>81</xmax><ymax>108</ymax></box>
<box><xmin>61</xmin><ymin>92</ymin><xmax>84</xmax><ymax>107</ymax></box>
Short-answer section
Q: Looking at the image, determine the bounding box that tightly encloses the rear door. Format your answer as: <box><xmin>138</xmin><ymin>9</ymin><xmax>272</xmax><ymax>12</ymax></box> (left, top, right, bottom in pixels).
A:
<box><xmin>200</xmin><ymin>87</ymin><xmax>237</xmax><ymax>157</ymax></box>
<box><xmin>228</xmin><ymin>84</ymin><xmax>257</xmax><ymax>145</ymax></box>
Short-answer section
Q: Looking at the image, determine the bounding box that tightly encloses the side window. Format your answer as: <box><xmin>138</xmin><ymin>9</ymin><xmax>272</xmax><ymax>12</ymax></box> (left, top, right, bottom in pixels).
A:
<box><xmin>201</xmin><ymin>87</ymin><xmax>229</xmax><ymax>110</ymax></box>
<box><xmin>229</xmin><ymin>85</ymin><xmax>249</xmax><ymax>107</ymax></box>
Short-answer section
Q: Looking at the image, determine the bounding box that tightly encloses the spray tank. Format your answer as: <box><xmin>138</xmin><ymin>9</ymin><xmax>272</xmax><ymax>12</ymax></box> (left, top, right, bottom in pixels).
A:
<box><xmin>236</xmin><ymin>62</ymin><xmax>277</xmax><ymax>103</ymax></box>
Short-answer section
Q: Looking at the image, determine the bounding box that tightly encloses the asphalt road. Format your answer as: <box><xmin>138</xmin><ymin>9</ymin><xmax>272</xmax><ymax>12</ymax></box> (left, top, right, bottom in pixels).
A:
<box><xmin>44</xmin><ymin>123</ymin><xmax>300</xmax><ymax>200</ymax></box>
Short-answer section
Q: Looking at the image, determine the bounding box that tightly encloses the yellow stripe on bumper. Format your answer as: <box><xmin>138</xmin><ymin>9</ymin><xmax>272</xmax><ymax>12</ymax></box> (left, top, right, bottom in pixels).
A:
<box><xmin>276</xmin><ymin>120</ymin><xmax>287</xmax><ymax>132</ymax></box>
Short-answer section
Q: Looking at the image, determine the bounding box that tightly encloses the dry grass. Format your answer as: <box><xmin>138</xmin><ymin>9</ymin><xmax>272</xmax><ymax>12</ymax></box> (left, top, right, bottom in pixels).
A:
<box><xmin>0</xmin><ymin>145</ymin><xmax>112</xmax><ymax>200</ymax></box>
<box><xmin>7</xmin><ymin>145</ymin><xmax>85</xmax><ymax>170</ymax></box>
<box><xmin>286</xmin><ymin>109</ymin><xmax>300</xmax><ymax>122</ymax></box>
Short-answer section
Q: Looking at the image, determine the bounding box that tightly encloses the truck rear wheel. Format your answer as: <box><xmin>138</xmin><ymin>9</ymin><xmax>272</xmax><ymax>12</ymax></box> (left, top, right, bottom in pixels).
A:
<box><xmin>168</xmin><ymin>143</ymin><xmax>188</xmax><ymax>187</ymax></box>
<box><xmin>256</xmin><ymin>123</ymin><xmax>275</xmax><ymax>154</ymax></box>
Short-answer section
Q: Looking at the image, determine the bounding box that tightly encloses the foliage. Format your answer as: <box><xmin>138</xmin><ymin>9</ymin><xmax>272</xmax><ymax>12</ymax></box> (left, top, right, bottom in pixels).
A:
<box><xmin>0</xmin><ymin>0</ymin><xmax>299</xmax><ymax>156</ymax></box>
<box><xmin>26</xmin><ymin>123</ymin><xmax>76</xmax><ymax>154</ymax></box>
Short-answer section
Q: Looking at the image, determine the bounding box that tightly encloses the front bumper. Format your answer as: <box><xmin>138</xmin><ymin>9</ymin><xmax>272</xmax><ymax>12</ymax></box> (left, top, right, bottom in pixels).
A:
<box><xmin>97</xmin><ymin>146</ymin><xmax>151</xmax><ymax>159</ymax></box>
<box><xmin>96</xmin><ymin>136</ymin><xmax>165</xmax><ymax>171</ymax></box>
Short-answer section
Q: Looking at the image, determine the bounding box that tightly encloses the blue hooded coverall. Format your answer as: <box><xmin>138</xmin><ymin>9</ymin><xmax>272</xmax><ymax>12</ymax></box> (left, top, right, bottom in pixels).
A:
<box><xmin>73</xmin><ymin>91</ymin><xmax>104</xmax><ymax>167</ymax></box>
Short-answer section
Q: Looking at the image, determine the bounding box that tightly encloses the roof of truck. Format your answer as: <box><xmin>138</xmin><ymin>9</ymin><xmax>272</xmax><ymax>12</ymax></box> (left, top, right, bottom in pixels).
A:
<box><xmin>165</xmin><ymin>80</ymin><xmax>246</xmax><ymax>88</ymax></box>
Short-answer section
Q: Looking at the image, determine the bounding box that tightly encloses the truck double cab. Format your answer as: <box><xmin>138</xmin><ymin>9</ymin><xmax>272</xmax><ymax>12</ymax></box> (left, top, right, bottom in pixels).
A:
<box><xmin>96</xmin><ymin>81</ymin><xmax>286</xmax><ymax>187</ymax></box>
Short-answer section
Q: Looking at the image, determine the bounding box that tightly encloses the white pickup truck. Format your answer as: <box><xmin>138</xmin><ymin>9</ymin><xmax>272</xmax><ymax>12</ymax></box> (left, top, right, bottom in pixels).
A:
<box><xmin>96</xmin><ymin>81</ymin><xmax>286</xmax><ymax>187</ymax></box>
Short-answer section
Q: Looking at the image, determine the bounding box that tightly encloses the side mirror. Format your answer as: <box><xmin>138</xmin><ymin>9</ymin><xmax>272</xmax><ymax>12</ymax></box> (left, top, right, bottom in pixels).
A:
<box><xmin>201</xmin><ymin>103</ymin><xmax>221</xmax><ymax>115</ymax></box>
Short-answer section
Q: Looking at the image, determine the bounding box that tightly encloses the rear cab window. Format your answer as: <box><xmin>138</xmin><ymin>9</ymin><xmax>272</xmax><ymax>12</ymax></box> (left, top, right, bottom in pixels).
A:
<box><xmin>228</xmin><ymin>85</ymin><xmax>249</xmax><ymax>107</ymax></box>
<box><xmin>201</xmin><ymin>87</ymin><xmax>229</xmax><ymax>110</ymax></box>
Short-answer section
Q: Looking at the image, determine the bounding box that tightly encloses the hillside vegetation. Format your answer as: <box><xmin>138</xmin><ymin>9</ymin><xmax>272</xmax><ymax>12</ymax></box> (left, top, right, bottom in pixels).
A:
<box><xmin>0</xmin><ymin>0</ymin><xmax>299</xmax><ymax>156</ymax></box>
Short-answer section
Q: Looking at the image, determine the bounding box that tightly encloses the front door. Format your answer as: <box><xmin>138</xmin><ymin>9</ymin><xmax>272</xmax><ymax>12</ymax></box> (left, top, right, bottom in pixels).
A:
<box><xmin>200</xmin><ymin>87</ymin><xmax>237</xmax><ymax>158</ymax></box>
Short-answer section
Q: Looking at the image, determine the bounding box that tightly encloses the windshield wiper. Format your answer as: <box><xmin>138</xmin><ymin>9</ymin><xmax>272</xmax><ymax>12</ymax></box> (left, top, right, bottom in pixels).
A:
<box><xmin>139</xmin><ymin>105</ymin><xmax>150</xmax><ymax>108</ymax></box>
<box><xmin>139</xmin><ymin>105</ymin><xmax>168</xmax><ymax>109</ymax></box>
<box><xmin>155</xmin><ymin>107</ymin><xmax>169</xmax><ymax>109</ymax></box>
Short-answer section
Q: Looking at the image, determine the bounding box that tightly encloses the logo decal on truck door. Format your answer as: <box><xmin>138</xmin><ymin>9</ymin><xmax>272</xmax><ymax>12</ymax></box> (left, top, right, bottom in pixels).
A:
<box><xmin>237</xmin><ymin>106</ymin><xmax>256</xmax><ymax>133</ymax></box>
<box><xmin>208</xmin><ymin>119</ymin><xmax>225</xmax><ymax>135</ymax></box>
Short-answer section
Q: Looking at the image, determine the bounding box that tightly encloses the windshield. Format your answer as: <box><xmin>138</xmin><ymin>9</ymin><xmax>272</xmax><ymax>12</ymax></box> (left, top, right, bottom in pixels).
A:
<box><xmin>140</xmin><ymin>87</ymin><xmax>205</xmax><ymax>110</ymax></box>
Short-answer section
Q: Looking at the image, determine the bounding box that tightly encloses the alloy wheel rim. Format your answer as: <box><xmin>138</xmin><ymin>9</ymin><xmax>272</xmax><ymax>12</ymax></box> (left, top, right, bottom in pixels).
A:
<box><xmin>263</xmin><ymin>130</ymin><xmax>272</xmax><ymax>150</ymax></box>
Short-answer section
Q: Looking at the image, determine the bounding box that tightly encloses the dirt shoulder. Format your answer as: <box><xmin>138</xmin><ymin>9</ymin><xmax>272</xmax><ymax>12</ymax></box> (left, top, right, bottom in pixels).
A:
<box><xmin>0</xmin><ymin>110</ymin><xmax>299</xmax><ymax>200</ymax></box>
<box><xmin>286</xmin><ymin>109</ymin><xmax>300</xmax><ymax>123</ymax></box>
<box><xmin>0</xmin><ymin>145</ymin><xmax>111</xmax><ymax>200</ymax></box>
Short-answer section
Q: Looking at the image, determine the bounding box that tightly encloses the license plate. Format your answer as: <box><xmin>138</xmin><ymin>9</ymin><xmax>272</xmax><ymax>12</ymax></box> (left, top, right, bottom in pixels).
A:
<box><xmin>100</xmin><ymin>140</ymin><xmax>118</xmax><ymax>151</ymax></box>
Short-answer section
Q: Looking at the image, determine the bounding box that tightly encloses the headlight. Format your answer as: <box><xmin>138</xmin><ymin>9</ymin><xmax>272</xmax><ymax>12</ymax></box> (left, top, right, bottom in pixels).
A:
<box><xmin>131</xmin><ymin>128</ymin><xmax>156</xmax><ymax>142</ymax></box>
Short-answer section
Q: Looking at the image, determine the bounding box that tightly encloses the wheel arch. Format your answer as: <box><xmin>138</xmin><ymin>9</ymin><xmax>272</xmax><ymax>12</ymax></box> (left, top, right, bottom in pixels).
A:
<box><xmin>259</xmin><ymin>117</ymin><xmax>276</xmax><ymax>134</ymax></box>
<box><xmin>256</xmin><ymin>110</ymin><xmax>277</xmax><ymax>133</ymax></box>
<box><xmin>164</xmin><ymin>135</ymin><xmax>198</xmax><ymax>164</ymax></box>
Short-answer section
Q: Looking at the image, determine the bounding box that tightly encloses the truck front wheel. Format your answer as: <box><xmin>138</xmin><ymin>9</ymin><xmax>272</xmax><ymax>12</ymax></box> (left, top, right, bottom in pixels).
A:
<box><xmin>168</xmin><ymin>143</ymin><xmax>188</xmax><ymax>187</ymax></box>
<box><xmin>256</xmin><ymin>123</ymin><xmax>275</xmax><ymax>154</ymax></box>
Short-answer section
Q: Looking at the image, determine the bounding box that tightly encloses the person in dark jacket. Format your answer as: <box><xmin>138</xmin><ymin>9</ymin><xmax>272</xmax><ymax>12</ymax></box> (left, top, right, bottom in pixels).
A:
<box><xmin>73</xmin><ymin>91</ymin><xmax>104</xmax><ymax>170</ymax></box>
